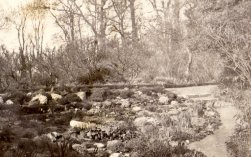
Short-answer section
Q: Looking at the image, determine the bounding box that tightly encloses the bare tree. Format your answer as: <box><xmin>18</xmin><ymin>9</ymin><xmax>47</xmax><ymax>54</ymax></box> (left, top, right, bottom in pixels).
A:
<box><xmin>129</xmin><ymin>0</ymin><xmax>138</xmax><ymax>42</ymax></box>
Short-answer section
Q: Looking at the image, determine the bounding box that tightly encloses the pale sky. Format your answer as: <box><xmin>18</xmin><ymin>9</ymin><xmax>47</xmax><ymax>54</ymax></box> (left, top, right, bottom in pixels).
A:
<box><xmin>0</xmin><ymin>0</ymin><xmax>62</xmax><ymax>50</ymax></box>
<box><xmin>0</xmin><ymin>0</ymin><xmax>188</xmax><ymax>51</ymax></box>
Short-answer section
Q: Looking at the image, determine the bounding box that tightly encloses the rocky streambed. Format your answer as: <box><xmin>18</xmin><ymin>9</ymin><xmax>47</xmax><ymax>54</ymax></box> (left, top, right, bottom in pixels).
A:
<box><xmin>0</xmin><ymin>86</ymin><xmax>221</xmax><ymax>157</ymax></box>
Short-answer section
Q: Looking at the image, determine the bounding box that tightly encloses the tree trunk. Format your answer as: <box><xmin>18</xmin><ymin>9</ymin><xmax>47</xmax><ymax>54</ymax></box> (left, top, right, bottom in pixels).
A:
<box><xmin>129</xmin><ymin>0</ymin><xmax>138</xmax><ymax>42</ymax></box>
<box><xmin>99</xmin><ymin>0</ymin><xmax>106</xmax><ymax>52</ymax></box>
<box><xmin>185</xmin><ymin>47</ymin><xmax>192</xmax><ymax>78</ymax></box>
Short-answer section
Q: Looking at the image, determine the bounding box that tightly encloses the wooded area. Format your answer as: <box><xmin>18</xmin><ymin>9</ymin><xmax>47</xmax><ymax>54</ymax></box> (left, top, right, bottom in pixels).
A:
<box><xmin>2</xmin><ymin>0</ymin><xmax>248</xmax><ymax>91</ymax></box>
<box><xmin>0</xmin><ymin>1</ymin><xmax>251</xmax><ymax>157</ymax></box>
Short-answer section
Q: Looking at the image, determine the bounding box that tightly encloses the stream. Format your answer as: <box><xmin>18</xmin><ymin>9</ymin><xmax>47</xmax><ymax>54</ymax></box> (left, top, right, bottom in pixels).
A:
<box><xmin>169</xmin><ymin>85</ymin><xmax>238</xmax><ymax>157</ymax></box>
<box><xmin>188</xmin><ymin>104</ymin><xmax>237</xmax><ymax>157</ymax></box>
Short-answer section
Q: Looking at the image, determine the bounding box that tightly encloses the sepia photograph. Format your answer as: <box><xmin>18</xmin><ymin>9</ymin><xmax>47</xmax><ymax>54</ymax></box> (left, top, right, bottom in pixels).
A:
<box><xmin>0</xmin><ymin>0</ymin><xmax>250</xmax><ymax>156</ymax></box>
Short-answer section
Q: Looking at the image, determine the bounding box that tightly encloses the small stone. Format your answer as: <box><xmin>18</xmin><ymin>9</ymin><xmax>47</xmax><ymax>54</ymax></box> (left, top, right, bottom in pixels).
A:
<box><xmin>76</xmin><ymin>92</ymin><xmax>85</xmax><ymax>100</ymax></box>
<box><xmin>50</xmin><ymin>93</ymin><xmax>62</xmax><ymax>101</ymax></box>
<box><xmin>31</xmin><ymin>94</ymin><xmax>48</xmax><ymax>105</ymax></box>
<box><xmin>0</xmin><ymin>97</ymin><xmax>3</xmax><ymax>104</ymax></box>
<box><xmin>159</xmin><ymin>96</ymin><xmax>169</xmax><ymax>104</ymax></box>
<box><xmin>70</xmin><ymin>120</ymin><xmax>96</xmax><ymax>129</ymax></box>
<box><xmin>103</xmin><ymin>101</ymin><xmax>112</xmax><ymax>107</ymax></box>
<box><xmin>72</xmin><ymin>144</ymin><xmax>81</xmax><ymax>149</ymax></box>
<box><xmin>87</xmin><ymin>148</ymin><xmax>96</xmax><ymax>153</ymax></box>
<box><xmin>87</xmin><ymin>131</ymin><xmax>92</xmax><ymax>138</ymax></box>
<box><xmin>124</xmin><ymin>153</ymin><xmax>130</xmax><ymax>157</ymax></box>
<box><xmin>93</xmin><ymin>102</ymin><xmax>103</xmax><ymax>107</ymax></box>
<box><xmin>94</xmin><ymin>143</ymin><xmax>105</xmax><ymax>148</ymax></box>
<box><xmin>5</xmin><ymin>100</ymin><xmax>14</xmax><ymax>105</ymax></box>
<box><xmin>132</xmin><ymin>106</ymin><xmax>142</xmax><ymax>112</ymax></box>
<box><xmin>110</xmin><ymin>153</ymin><xmax>122</xmax><ymax>157</ymax></box>
<box><xmin>107</xmin><ymin>140</ymin><xmax>122</xmax><ymax>151</ymax></box>
<box><xmin>121</xmin><ymin>99</ymin><xmax>131</xmax><ymax>108</ymax></box>
<box><xmin>14</xmin><ymin>121</ymin><xmax>21</xmax><ymax>125</ymax></box>
<box><xmin>170</xmin><ymin>101</ymin><xmax>178</xmax><ymax>106</ymax></box>
<box><xmin>137</xmin><ymin>91</ymin><xmax>143</xmax><ymax>95</ymax></box>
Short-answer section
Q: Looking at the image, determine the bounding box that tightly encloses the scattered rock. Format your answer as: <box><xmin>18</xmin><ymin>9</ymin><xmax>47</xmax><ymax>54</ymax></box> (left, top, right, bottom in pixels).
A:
<box><xmin>93</xmin><ymin>102</ymin><xmax>103</xmax><ymax>107</ymax></box>
<box><xmin>0</xmin><ymin>97</ymin><xmax>4</xmax><ymax>104</ymax></box>
<box><xmin>76</xmin><ymin>92</ymin><xmax>85</xmax><ymax>100</ymax></box>
<box><xmin>121</xmin><ymin>99</ymin><xmax>131</xmax><ymax>108</ymax></box>
<box><xmin>170</xmin><ymin>100</ymin><xmax>178</xmax><ymax>106</ymax></box>
<box><xmin>110</xmin><ymin>153</ymin><xmax>123</xmax><ymax>157</ymax></box>
<box><xmin>204</xmin><ymin>110</ymin><xmax>216</xmax><ymax>117</ymax></box>
<box><xmin>124</xmin><ymin>153</ymin><xmax>130</xmax><ymax>157</ymax></box>
<box><xmin>5</xmin><ymin>100</ymin><xmax>14</xmax><ymax>105</ymax></box>
<box><xmin>159</xmin><ymin>96</ymin><xmax>169</xmax><ymax>104</ymax></box>
<box><xmin>94</xmin><ymin>143</ymin><xmax>105</xmax><ymax>148</ymax></box>
<box><xmin>30</xmin><ymin>94</ymin><xmax>48</xmax><ymax>105</ymax></box>
<box><xmin>132</xmin><ymin>106</ymin><xmax>142</xmax><ymax>112</ymax></box>
<box><xmin>87</xmin><ymin>147</ymin><xmax>96</xmax><ymax>153</ymax></box>
<box><xmin>103</xmin><ymin>100</ymin><xmax>112</xmax><ymax>107</ymax></box>
<box><xmin>50</xmin><ymin>93</ymin><xmax>62</xmax><ymax>101</ymax></box>
<box><xmin>70</xmin><ymin>120</ymin><xmax>96</xmax><ymax>129</ymax></box>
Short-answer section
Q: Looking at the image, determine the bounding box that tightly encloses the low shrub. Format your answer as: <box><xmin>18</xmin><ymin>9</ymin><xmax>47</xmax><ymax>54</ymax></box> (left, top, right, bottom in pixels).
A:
<box><xmin>77</xmin><ymin>67</ymin><xmax>110</xmax><ymax>85</ymax></box>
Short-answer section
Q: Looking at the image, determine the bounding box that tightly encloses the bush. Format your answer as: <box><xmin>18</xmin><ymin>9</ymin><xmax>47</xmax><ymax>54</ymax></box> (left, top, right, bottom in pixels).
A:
<box><xmin>77</xmin><ymin>67</ymin><xmax>110</xmax><ymax>85</ymax></box>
